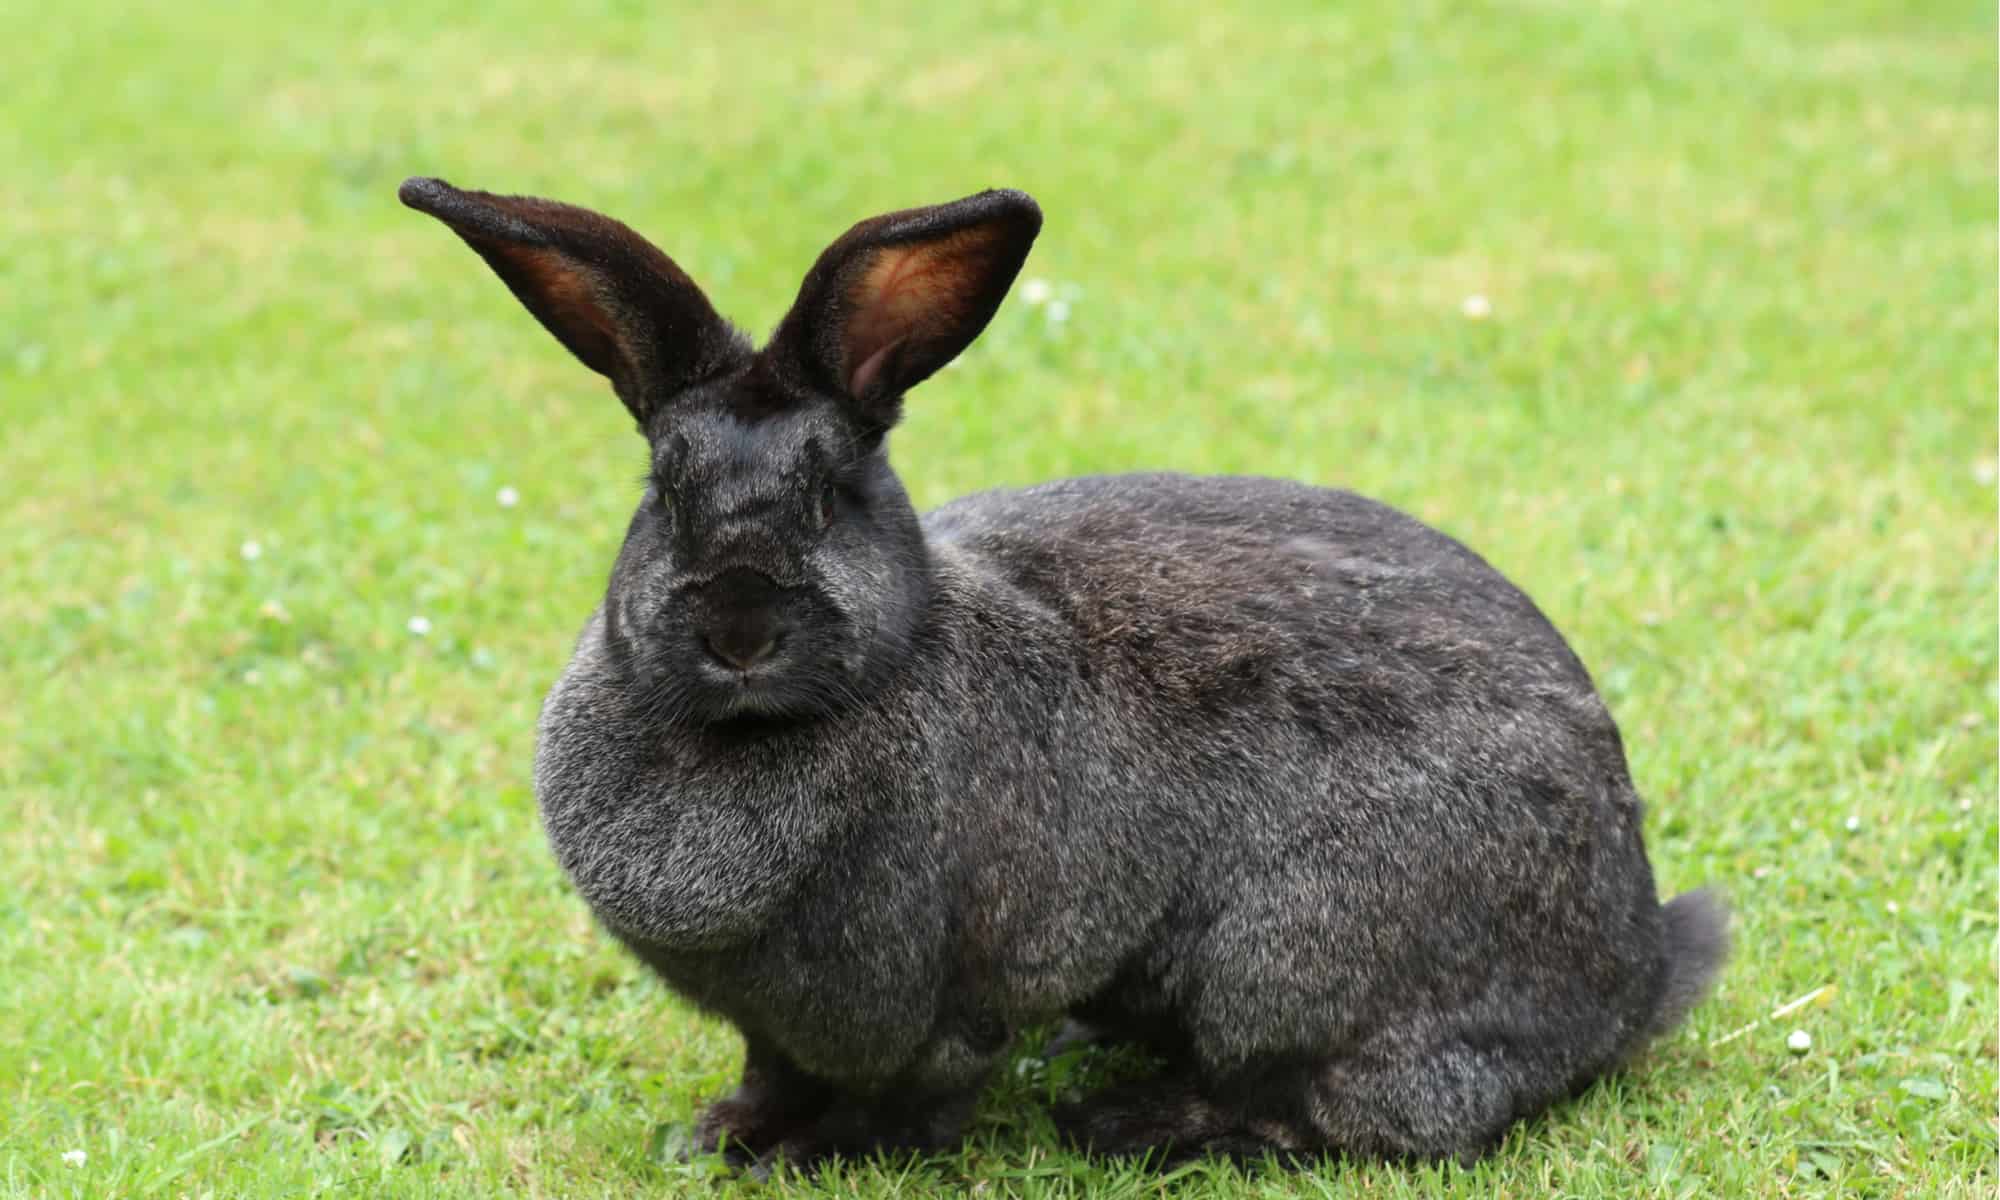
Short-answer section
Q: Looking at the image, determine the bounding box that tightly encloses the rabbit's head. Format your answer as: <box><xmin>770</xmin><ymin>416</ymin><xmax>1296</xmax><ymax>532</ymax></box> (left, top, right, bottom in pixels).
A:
<box><xmin>401</xmin><ymin>178</ymin><xmax>1040</xmax><ymax>725</ymax></box>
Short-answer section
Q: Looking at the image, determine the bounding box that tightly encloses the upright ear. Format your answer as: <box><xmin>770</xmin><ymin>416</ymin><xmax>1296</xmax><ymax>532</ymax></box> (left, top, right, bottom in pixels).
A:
<box><xmin>768</xmin><ymin>189</ymin><xmax>1041</xmax><ymax>428</ymax></box>
<box><xmin>398</xmin><ymin>177</ymin><xmax>743</xmax><ymax>428</ymax></box>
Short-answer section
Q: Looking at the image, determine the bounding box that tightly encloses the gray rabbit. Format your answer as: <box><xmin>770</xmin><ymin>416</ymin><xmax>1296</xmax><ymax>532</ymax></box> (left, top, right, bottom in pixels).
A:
<box><xmin>400</xmin><ymin>177</ymin><xmax>1726</xmax><ymax>1169</ymax></box>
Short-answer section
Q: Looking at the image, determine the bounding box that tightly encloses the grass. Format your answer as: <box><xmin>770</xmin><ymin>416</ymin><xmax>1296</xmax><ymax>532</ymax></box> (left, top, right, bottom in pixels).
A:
<box><xmin>2</xmin><ymin>0</ymin><xmax>1993</xmax><ymax>1195</ymax></box>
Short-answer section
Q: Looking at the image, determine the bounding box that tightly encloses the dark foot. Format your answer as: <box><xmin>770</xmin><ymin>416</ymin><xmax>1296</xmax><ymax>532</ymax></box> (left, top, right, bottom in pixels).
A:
<box><xmin>758</xmin><ymin>1088</ymin><xmax>981</xmax><ymax>1173</ymax></box>
<box><xmin>1056</xmin><ymin>1078</ymin><xmax>1206</xmax><ymax>1162</ymax></box>
<box><xmin>694</xmin><ymin>1094</ymin><xmax>822</xmax><ymax>1164</ymax></box>
<box><xmin>1055</xmin><ymin>1069</ymin><xmax>1322</xmax><ymax>1165</ymax></box>
<box><xmin>691</xmin><ymin>1037</ymin><xmax>836</xmax><ymax>1163</ymax></box>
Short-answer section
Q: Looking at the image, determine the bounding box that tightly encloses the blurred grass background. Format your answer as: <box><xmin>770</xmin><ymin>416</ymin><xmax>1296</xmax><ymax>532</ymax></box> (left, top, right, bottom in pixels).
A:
<box><xmin>2</xmin><ymin>0</ymin><xmax>1994</xmax><ymax>1195</ymax></box>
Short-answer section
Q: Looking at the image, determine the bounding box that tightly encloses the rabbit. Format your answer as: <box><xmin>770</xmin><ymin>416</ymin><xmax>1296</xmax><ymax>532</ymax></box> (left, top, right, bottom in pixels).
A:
<box><xmin>399</xmin><ymin>176</ymin><xmax>1728</xmax><ymax>1170</ymax></box>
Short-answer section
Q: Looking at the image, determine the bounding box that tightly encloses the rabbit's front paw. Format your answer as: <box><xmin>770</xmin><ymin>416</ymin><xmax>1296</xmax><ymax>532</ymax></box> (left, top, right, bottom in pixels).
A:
<box><xmin>755</xmin><ymin>1089</ymin><xmax>981</xmax><ymax>1173</ymax></box>
<box><xmin>692</xmin><ymin>1094</ymin><xmax>820</xmax><ymax>1163</ymax></box>
<box><xmin>689</xmin><ymin>1037</ymin><xmax>839</xmax><ymax>1163</ymax></box>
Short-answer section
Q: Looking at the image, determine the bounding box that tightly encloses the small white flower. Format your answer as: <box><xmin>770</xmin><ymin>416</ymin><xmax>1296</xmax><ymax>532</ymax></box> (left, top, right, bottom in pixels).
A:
<box><xmin>1960</xmin><ymin>798</ymin><xmax>1974</xmax><ymax>813</ymax></box>
<box><xmin>61</xmin><ymin>1150</ymin><xmax>86</xmax><ymax>1168</ymax></box>
<box><xmin>1019</xmin><ymin>278</ymin><xmax>1052</xmax><ymax>306</ymax></box>
<box><xmin>406</xmin><ymin>615</ymin><xmax>432</xmax><ymax>636</ymax></box>
<box><xmin>1461</xmin><ymin>293</ymin><xmax>1493</xmax><ymax>320</ymax></box>
<box><xmin>240</xmin><ymin>540</ymin><xmax>263</xmax><ymax>561</ymax></box>
<box><xmin>1974</xmin><ymin>458</ymin><xmax>1997</xmax><ymax>486</ymax></box>
<box><xmin>496</xmin><ymin>485</ymin><xmax>520</xmax><ymax>508</ymax></box>
<box><xmin>1886</xmin><ymin>901</ymin><xmax>1899</xmax><ymax>914</ymax></box>
<box><xmin>1786</xmin><ymin>1029</ymin><xmax>1812</xmax><ymax>1054</ymax></box>
<box><xmin>1752</xmin><ymin>866</ymin><xmax>1772</xmax><ymax>880</ymax></box>
<box><xmin>1843</xmin><ymin>815</ymin><xmax>1861</xmax><ymax>833</ymax></box>
<box><xmin>1045</xmin><ymin>299</ymin><xmax>1071</xmax><ymax>325</ymax></box>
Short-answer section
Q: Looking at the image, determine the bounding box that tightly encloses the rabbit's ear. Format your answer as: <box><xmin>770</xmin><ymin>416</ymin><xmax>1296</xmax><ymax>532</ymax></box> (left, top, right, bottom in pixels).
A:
<box><xmin>770</xmin><ymin>189</ymin><xmax>1041</xmax><ymax>428</ymax></box>
<box><xmin>399</xmin><ymin>177</ymin><xmax>740</xmax><ymax>428</ymax></box>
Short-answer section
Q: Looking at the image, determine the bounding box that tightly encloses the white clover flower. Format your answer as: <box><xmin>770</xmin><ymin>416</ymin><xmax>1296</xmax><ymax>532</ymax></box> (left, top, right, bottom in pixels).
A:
<box><xmin>496</xmin><ymin>485</ymin><xmax>520</xmax><ymax>508</ymax></box>
<box><xmin>1045</xmin><ymin>299</ymin><xmax>1071</xmax><ymax>325</ymax></box>
<box><xmin>61</xmin><ymin>1150</ymin><xmax>86</xmax><ymax>1168</ymax></box>
<box><xmin>1461</xmin><ymin>294</ymin><xmax>1493</xmax><ymax>320</ymax></box>
<box><xmin>407</xmin><ymin>615</ymin><xmax>432</xmax><ymax>636</ymax></box>
<box><xmin>1786</xmin><ymin>1030</ymin><xmax>1812</xmax><ymax>1054</ymax></box>
<box><xmin>1019</xmin><ymin>278</ymin><xmax>1052</xmax><ymax>306</ymax></box>
<box><xmin>1843</xmin><ymin>815</ymin><xmax>1861</xmax><ymax>833</ymax></box>
<box><xmin>240</xmin><ymin>540</ymin><xmax>263</xmax><ymax>561</ymax></box>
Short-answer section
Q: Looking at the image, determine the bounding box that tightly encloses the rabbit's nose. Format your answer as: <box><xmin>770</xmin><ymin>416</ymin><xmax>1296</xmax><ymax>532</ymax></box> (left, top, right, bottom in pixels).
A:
<box><xmin>697</xmin><ymin>568</ymin><xmax>787</xmax><ymax>672</ymax></box>
<box><xmin>705</xmin><ymin>623</ymin><xmax>780</xmax><ymax>671</ymax></box>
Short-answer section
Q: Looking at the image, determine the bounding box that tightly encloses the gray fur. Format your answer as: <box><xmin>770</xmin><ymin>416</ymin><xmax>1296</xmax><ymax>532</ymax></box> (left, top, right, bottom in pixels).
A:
<box><xmin>405</xmin><ymin>179</ymin><xmax>1728</xmax><ymax>1170</ymax></box>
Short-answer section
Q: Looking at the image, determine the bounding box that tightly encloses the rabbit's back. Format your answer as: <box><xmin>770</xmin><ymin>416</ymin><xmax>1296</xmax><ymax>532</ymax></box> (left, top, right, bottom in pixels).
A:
<box><xmin>926</xmin><ymin>472</ymin><xmax>1607</xmax><ymax>720</ymax></box>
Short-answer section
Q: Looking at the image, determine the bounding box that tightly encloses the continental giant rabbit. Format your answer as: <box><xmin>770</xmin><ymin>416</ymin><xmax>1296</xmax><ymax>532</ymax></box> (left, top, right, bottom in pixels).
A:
<box><xmin>400</xmin><ymin>177</ymin><xmax>1726</xmax><ymax>1169</ymax></box>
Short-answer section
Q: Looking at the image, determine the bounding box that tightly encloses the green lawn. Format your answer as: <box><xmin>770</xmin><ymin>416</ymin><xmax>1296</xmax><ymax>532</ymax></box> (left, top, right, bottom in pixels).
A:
<box><xmin>3</xmin><ymin>0</ymin><xmax>1994</xmax><ymax>1195</ymax></box>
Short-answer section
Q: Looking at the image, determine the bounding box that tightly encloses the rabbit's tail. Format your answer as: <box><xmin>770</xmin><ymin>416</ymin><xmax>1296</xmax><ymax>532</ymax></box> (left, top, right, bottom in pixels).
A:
<box><xmin>1644</xmin><ymin>888</ymin><xmax>1730</xmax><ymax>1040</ymax></box>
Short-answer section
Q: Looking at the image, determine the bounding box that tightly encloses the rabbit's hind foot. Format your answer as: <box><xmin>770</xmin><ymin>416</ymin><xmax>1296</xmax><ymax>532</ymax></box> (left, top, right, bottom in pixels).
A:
<box><xmin>1055</xmin><ymin>1039</ymin><xmax>1581</xmax><ymax>1168</ymax></box>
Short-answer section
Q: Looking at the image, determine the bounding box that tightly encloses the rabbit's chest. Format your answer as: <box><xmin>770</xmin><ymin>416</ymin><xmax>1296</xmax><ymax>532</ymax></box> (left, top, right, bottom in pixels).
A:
<box><xmin>628</xmin><ymin>876</ymin><xmax>953</xmax><ymax>1083</ymax></box>
<box><xmin>541</xmin><ymin>788</ymin><xmax>795</xmax><ymax>949</ymax></box>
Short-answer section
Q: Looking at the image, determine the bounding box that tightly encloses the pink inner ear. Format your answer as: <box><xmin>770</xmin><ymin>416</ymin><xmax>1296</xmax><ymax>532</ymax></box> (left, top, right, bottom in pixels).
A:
<box><xmin>839</xmin><ymin>229</ymin><xmax>1000</xmax><ymax>398</ymax></box>
<box><xmin>507</xmin><ymin>245</ymin><xmax>626</xmax><ymax>370</ymax></box>
<box><xmin>846</xmin><ymin>336</ymin><xmax>905</xmax><ymax>399</ymax></box>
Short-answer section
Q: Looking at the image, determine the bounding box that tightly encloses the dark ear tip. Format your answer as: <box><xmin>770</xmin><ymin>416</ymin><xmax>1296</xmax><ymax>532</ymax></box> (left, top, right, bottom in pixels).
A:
<box><xmin>975</xmin><ymin>188</ymin><xmax>1042</xmax><ymax>233</ymax></box>
<box><xmin>398</xmin><ymin>176</ymin><xmax>459</xmax><ymax>215</ymax></box>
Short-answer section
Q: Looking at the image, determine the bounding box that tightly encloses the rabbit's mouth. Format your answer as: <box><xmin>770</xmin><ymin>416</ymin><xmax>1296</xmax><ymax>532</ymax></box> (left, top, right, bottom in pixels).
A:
<box><xmin>684</xmin><ymin>643</ymin><xmax>847</xmax><ymax>726</ymax></box>
<box><xmin>698</xmin><ymin>657</ymin><xmax>787</xmax><ymax>704</ymax></box>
